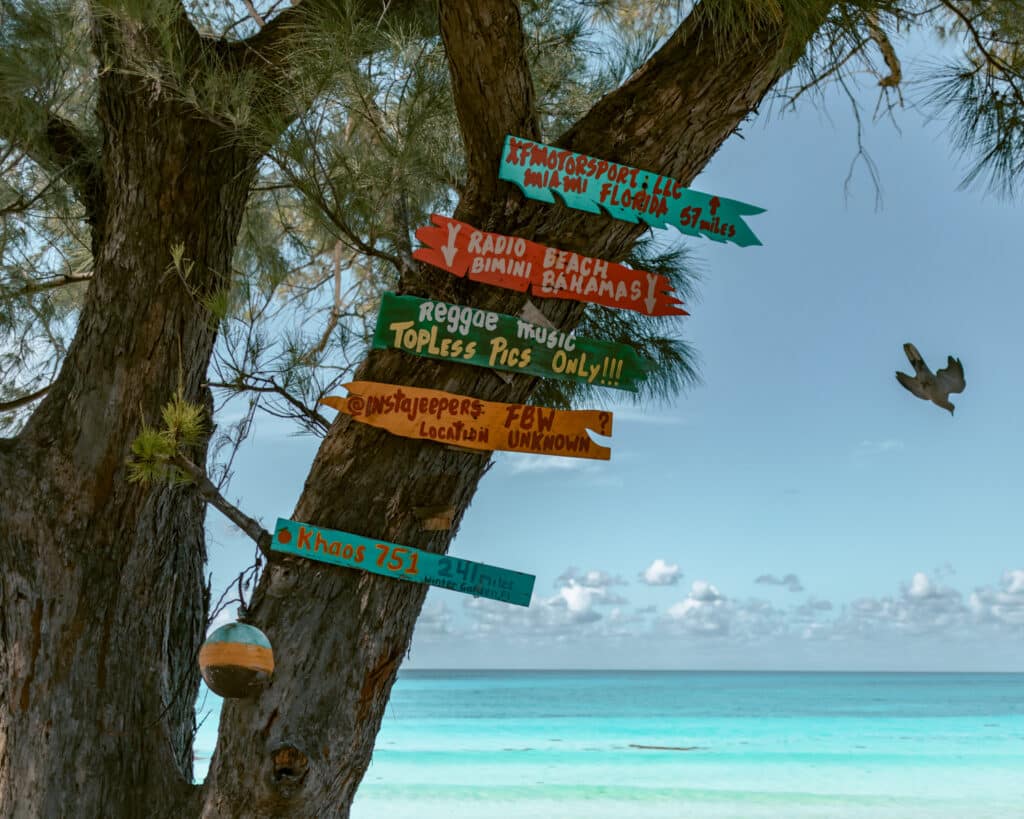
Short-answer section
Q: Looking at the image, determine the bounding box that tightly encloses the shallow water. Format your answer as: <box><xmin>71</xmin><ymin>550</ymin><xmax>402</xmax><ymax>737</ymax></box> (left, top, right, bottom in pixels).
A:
<box><xmin>195</xmin><ymin>671</ymin><xmax>1024</xmax><ymax>817</ymax></box>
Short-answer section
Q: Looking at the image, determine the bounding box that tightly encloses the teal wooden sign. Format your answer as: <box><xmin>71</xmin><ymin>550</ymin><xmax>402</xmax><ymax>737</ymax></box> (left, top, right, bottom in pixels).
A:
<box><xmin>372</xmin><ymin>292</ymin><xmax>649</xmax><ymax>392</ymax></box>
<box><xmin>272</xmin><ymin>518</ymin><xmax>535</xmax><ymax>607</ymax></box>
<box><xmin>499</xmin><ymin>134</ymin><xmax>765</xmax><ymax>247</ymax></box>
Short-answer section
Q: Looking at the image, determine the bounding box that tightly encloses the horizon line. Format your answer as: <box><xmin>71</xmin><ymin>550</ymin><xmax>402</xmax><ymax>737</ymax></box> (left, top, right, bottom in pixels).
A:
<box><xmin>401</xmin><ymin>667</ymin><xmax>1024</xmax><ymax>674</ymax></box>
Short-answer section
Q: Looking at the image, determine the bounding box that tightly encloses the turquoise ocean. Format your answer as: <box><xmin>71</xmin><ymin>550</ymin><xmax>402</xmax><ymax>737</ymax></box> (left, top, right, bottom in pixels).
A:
<box><xmin>195</xmin><ymin>671</ymin><xmax>1024</xmax><ymax>818</ymax></box>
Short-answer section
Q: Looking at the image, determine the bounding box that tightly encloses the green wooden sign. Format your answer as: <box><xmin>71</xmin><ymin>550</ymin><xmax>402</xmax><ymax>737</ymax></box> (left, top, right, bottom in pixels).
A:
<box><xmin>372</xmin><ymin>292</ymin><xmax>649</xmax><ymax>392</ymax></box>
<box><xmin>272</xmin><ymin>518</ymin><xmax>535</xmax><ymax>607</ymax></box>
<box><xmin>499</xmin><ymin>134</ymin><xmax>765</xmax><ymax>247</ymax></box>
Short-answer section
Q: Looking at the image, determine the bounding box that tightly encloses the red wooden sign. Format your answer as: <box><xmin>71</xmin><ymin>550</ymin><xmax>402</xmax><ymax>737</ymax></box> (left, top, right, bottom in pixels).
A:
<box><xmin>413</xmin><ymin>214</ymin><xmax>687</xmax><ymax>317</ymax></box>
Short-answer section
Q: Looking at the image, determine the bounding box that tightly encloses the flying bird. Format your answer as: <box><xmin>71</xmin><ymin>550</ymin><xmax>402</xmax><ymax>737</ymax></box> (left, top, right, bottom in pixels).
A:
<box><xmin>895</xmin><ymin>342</ymin><xmax>966</xmax><ymax>415</ymax></box>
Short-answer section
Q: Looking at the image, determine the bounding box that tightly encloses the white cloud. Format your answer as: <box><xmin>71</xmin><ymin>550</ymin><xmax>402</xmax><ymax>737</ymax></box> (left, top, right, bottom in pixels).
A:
<box><xmin>464</xmin><ymin>592</ymin><xmax>600</xmax><ymax>638</ymax></box>
<box><xmin>800</xmin><ymin>623</ymin><xmax>831</xmax><ymax>641</ymax></box>
<box><xmin>559</xmin><ymin>583</ymin><xmax>594</xmax><ymax>613</ymax></box>
<box><xmin>456</xmin><ymin>564</ymin><xmax>638</xmax><ymax>642</ymax></box>
<box><xmin>969</xmin><ymin>570</ymin><xmax>1024</xmax><ymax>628</ymax></box>
<box><xmin>824</xmin><ymin>572</ymin><xmax>967</xmax><ymax>639</ymax></box>
<box><xmin>793</xmin><ymin>598</ymin><xmax>833</xmax><ymax>621</ymax></box>
<box><xmin>666</xmin><ymin>599</ymin><xmax>698</xmax><ymax>619</ymax></box>
<box><xmin>660</xmin><ymin>582</ymin><xmax>789</xmax><ymax>641</ymax></box>
<box><xmin>556</xmin><ymin>567</ymin><xmax>627</xmax><ymax>588</ymax></box>
<box><xmin>611</xmin><ymin>408</ymin><xmax>687</xmax><ymax>426</ymax></box>
<box><xmin>665</xmin><ymin>581</ymin><xmax>731</xmax><ymax>635</ymax></box>
<box><xmin>545</xmin><ymin>568</ymin><xmax>630</xmax><ymax>621</ymax></box>
<box><xmin>558</xmin><ymin>581</ymin><xmax>607</xmax><ymax>614</ymax></box>
<box><xmin>657</xmin><ymin>572</ymin><xmax>983</xmax><ymax>645</ymax></box>
<box><xmin>907</xmin><ymin>571</ymin><xmax>936</xmax><ymax>599</ymax></box>
<box><xmin>731</xmin><ymin>598</ymin><xmax>789</xmax><ymax>639</ymax></box>
<box><xmin>557</xmin><ymin>578</ymin><xmax>629</xmax><ymax>613</ymax></box>
<box><xmin>640</xmin><ymin>558</ymin><xmax>682</xmax><ymax>586</ymax></box>
<box><xmin>413</xmin><ymin>600</ymin><xmax>454</xmax><ymax>638</ymax></box>
<box><xmin>505</xmin><ymin>454</ymin><xmax>590</xmax><ymax>475</ymax></box>
<box><xmin>411</xmin><ymin>569</ymin><xmax>1024</xmax><ymax>665</ymax></box>
<box><xmin>689</xmin><ymin>580</ymin><xmax>724</xmax><ymax>603</ymax></box>
<box><xmin>857</xmin><ymin>439</ymin><xmax>904</xmax><ymax>454</ymax></box>
<box><xmin>755</xmin><ymin>573</ymin><xmax>804</xmax><ymax>593</ymax></box>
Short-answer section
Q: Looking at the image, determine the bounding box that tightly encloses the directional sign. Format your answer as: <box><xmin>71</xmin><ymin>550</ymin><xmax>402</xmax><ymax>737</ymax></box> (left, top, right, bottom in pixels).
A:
<box><xmin>272</xmin><ymin>518</ymin><xmax>535</xmax><ymax>606</ymax></box>
<box><xmin>372</xmin><ymin>292</ymin><xmax>650</xmax><ymax>391</ymax></box>
<box><xmin>321</xmin><ymin>381</ymin><xmax>613</xmax><ymax>460</ymax></box>
<box><xmin>499</xmin><ymin>134</ymin><xmax>765</xmax><ymax>247</ymax></box>
<box><xmin>413</xmin><ymin>214</ymin><xmax>687</xmax><ymax>316</ymax></box>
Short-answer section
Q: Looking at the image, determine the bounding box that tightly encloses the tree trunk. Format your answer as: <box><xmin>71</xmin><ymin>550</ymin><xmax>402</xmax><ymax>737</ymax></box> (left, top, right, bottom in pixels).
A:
<box><xmin>0</xmin><ymin>65</ymin><xmax>257</xmax><ymax>816</ymax></box>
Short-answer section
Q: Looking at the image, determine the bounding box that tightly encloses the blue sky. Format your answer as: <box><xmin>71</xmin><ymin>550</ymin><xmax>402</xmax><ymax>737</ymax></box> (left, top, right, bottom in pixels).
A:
<box><xmin>206</xmin><ymin>63</ymin><xmax>1024</xmax><ymax>671</ymax></box>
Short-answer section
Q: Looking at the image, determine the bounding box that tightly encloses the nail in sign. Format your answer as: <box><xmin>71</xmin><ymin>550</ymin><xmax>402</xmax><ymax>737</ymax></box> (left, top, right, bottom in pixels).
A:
<box><xmin>373</xmin><ymin>292</ymin><xmax>649</xmax><ymax>392</ymax></box>
<box><xmin>272</xmin><ymin>518</ymin><xmax>535</xmax><ymax>607</ymax></box>
<box><xmin>321</xmin><ymin>381</ymin><xmax>613</xmax><ymax>460</ymax></box>
<box><xmin>413</xmin><ymin>214</ymin><xmax>687</xmax><ymax>317</ymax></box>
<box><xmin>499</xmin><ymin>134</ymin><xmax>765</xmax><ymax>247</ymax></box>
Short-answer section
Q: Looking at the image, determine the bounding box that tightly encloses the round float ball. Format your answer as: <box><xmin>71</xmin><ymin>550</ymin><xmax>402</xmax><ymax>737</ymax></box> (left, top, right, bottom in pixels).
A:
<box><xmin>199</xmin><ymin>622</ymin><xmax>274</xmax><ymax>698</ymax></box>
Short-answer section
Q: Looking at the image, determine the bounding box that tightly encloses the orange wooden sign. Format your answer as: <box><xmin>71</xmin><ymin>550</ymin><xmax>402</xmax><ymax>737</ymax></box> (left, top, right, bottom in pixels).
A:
<box><xmin>413</xmin><ymin>214</ymin><xmax>687</xmax><ymax>317</ymax></box>
<box><xmin>320</xmin><ymin>381</ymin><xmax>612</xmax><ymax>460</ymax></box>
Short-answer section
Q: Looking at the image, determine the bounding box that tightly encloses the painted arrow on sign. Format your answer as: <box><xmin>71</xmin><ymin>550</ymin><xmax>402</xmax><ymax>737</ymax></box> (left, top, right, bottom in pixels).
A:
<box><xmin>373</xmin><ymin>292</ymin><xmax>651</xmax><ymax>392</ymax></box>
<box><xmin>440</xmin><ymin>219</ymin><xmax>459</xmax><ymax>267</ymax></box>
<box><xmin>321</xmin><ymin>381</ymin><xmax>613</xmax><ymax>460</ymax></box>
<box><xmin>272</xmin><ymin>518</ymin><xmax>535</xmax><ymax>606</ymax></box>
<box><xmin>499</xmin><ymin>134</ymin><xmax>765</xmax><ymax>247</ymax></box>
<box><xmin>413</xmin><ymin>214</ymin><xmax>687</xmax><ymax>317</ymax></box>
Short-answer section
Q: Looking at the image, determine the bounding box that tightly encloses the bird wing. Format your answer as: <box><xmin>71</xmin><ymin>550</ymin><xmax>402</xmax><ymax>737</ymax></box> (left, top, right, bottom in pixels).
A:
<box><xmin>896</xmin><ymin>371</ymin><xmax>929</xmax><ymax>400</ymax></box>
<box><xmin>903</xmin><ymin>342</ymin><xmax>930</xmax><ymax>377</ymax></box>
<box><xmin>935</xmin><ymin>356</ymin><xmax>966</xmax><ymax>395</ymax></box>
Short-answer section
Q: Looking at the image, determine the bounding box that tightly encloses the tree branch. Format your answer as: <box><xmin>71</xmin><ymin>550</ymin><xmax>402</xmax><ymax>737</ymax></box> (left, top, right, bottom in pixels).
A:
<box><xmin>438</xmin><ymin>0</ymin><xmax>541</xmax><ymax>220</ymax></box>
<box><xmin>304</xmin><ymin>240</ymin><xmax>344</xmax><ymax>360</ymax></box>
<box><xmin>5</xmin><ymin>272</ymin><xmax>94</xmax><ymax>297</ymax></box>
<box><xmin>783</xmin><ymin>35</ymin><xmax>869</xmax><ymax>110</ymax></box>
<box><xmin>206</xmin><ymin>377</ymin><xmax>331</xmax><ymax>433</ymax></box>
<box><xmin>866</xmin><ymin>12</ymin><xmax>902</xmax><ymax>89</ymax></box>
<box><xmin>282</xmin><ymin>119</ymin><xmax>410</xmax><ymax>275</ymax></box>
<box><xmin>240</xmin><ymin>0</ymin><xmax>268</xmax><ymax>29</ymax></box>
<box><xmin>940</xmin><ymin>0</ymin><xmax>1023</xmax><ymax>91</ymax></box>
<box><xmin>0</xmin><ymin>384</ymin><xmax>51</xmax><ymax>413</ymax></box>
<box><xmin>0</xmin><ymin>173</ymin><xmax>63</xmax><ymax>217</ymax></box>
<box><xmin>171</xmin><ymin>454</ymin><xmax>274</xmax><ymax>559</ymax></box>
<box><xmin>224</xmin><ymin>0</ymin><xmax>435</xmax><ymax>131</ymax></box>
<box><xmin>235</xmin><ymin>0</ymin><xmax>428</xmax><ymax>52</ymax></box>
<box><xmin>0</xmin><ymin>101</ymin><xmax>103</xmax><ymax>224</ymax></box>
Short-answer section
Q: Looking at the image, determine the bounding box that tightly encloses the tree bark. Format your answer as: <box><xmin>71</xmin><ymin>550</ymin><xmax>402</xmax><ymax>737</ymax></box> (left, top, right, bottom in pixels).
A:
<box><xmin>0</xmin><ymin>57</ymin><xmax>259</xmax><ymax>817</ymax></box>
<box><xmin>0</xmin><ymin>1</ymin><xmax>835</xmax><ymax>818</ymax></box>
<box><xmin>201</xmin><ymin>3</ymin><xmax>833</xmax><ymax>818</ymax></box>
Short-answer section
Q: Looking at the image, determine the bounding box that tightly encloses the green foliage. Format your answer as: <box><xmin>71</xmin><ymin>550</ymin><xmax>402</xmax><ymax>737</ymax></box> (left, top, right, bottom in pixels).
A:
<box><xmin>161</xmin><ymin>391</ymin><xmax>206</xmax><ymax>449</ymax></box>
<box><xmin>126</xmin><ymin>425</ymin><xmax>178</xmax><ymax>484</ymax></box>
<box><xmin>126</xmin><ymin>390</ymin><xmax>206</xmax><ymax>484</ymax></box>
<box><xmin>1</xmin><ymin>0</ymin><xmax>96</xmax><ymax>429</ymax></box>
<box><xmin>524</xmin><ymin>1</ymin><xmax>609</xmax><ymax>137</ymax></box>
<box><xmin>924</xmin><ymin>1</ymin><xmax>1024</xmax><ymax>196</ymax></box>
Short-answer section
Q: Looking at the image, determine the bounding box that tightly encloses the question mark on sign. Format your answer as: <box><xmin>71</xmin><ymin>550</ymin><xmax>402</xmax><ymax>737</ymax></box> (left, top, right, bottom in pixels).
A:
<box><xmin>598</xmin><ymin>412</ymin><xmax>611</xmax><ymax>436</ymax></box>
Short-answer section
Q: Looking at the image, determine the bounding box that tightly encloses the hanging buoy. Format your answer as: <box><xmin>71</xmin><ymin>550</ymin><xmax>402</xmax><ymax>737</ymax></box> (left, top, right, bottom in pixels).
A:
<box><xmin>199</xmin><ymin>622</ymin><xmax>274</xmax><ymax>698</ymax></box>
